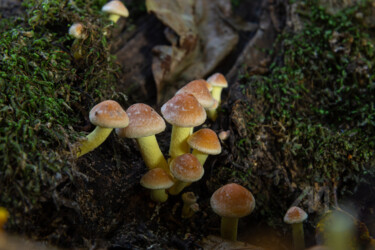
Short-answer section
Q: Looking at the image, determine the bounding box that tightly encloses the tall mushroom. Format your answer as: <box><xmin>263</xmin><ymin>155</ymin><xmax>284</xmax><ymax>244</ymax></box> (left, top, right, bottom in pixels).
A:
<box><xmin>206</xmin><ymin>73</ymin><xmax>228</xmax><ymax>121</ymax></box>
<box><xmin>77</xmin><ymin>100</ymin><xmax>129</xmax><ymax>157</ymax></box>
<box><xmin>161</xmin><ymin>93</ymin><xmax>206</xmax><ymax>160</ymax></box>
<box><xmin>140</xmin><ymin>168</ymin><xmax>174</xmax><ymax>203</ymax></box>
<box><xmin>102</xmin><ymin>0</ymin><xmax>129</xmax><ymax>23</ymax></box>
<box><xmin>284</xmin><ymin>206</ymin><xmax>308</xmax><ymax>250</ymax></box>
<box><xmin>116</xmin><ymin>103</ymin><xmax>168</xmax><ymax>172</ymax></box>
<box><xmin>187</xmin><ymin>128</ymin><xmax>221</xmax><ymax>166</ymax></box>
<box><xmin>210</xmin><ymin>183</ymin><xmax>255</xmax><ymax>241</ymax></box>
<box><xmin>169</xmin><ymin>153</ymin><xmax>204</xmax><ymax>195</ymax></box>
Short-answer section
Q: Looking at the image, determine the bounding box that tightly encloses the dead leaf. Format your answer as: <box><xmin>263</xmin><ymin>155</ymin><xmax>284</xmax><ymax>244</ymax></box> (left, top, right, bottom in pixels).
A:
<box><xmin>146</xmin><ymin>0</ymin><xmax>239</xmax><ymax>103</ymax></box>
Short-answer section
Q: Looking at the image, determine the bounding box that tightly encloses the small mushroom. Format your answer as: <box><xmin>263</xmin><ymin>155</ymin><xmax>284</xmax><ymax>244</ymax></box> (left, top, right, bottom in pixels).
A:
<box><xmin>68</xmin><ymin>23</ymin><xmax>87</xmax><ymax>40</ymax></box>
<box><xmin>176</xmin><ymin>79</ymin><xmax>216</xmax><ymax>109</ymax></box>
<box><xmin>284</xmin><ymin>206</ymin><xmax>308</xmax><ymax>250</ymax></box>
<box><xmin>187</xmin><ymin>128</ymin><xmax>221</xmax><ymax>166</ymax></box>
<box><xmin>206</xmin><ymin>73</ymin><xmax>228</xmax><ymax>121</ymax></box>
<box><xmin>102</xmin><ymin>0</ymin><xmax>129</xmax><ymax>23</ymax></box>
<box><xmin>169</xmin><ymin>153</ymin><xmax>204</xmax><ymax>195</ymax></box>
<box><xmin>140</xmin><ymin>168</ymin><xmax>174</xmax><ymax>203</ymax></box>
<box><xmin>161</xmin><ymin>93</ymin><xmax>206</xmax><ymax>160</ymax></box>
<box><xmin>181</xmin><ymin>192</ymin><xmax>199</xmax><ymax>218</ymax></box>
<box><xmin>76</xmin><ymin>100</ymin><xmax>129</xmax><ymax>157</ymax></box>
<box><xmin>116</xmin><ymin>103</ymin><xmax>168</xmax><ymax>172</ymax></box>
<box><xmin>210</xmin><ymin>183</ymin><xmax>255</xmax><ymax>241</ymax></box>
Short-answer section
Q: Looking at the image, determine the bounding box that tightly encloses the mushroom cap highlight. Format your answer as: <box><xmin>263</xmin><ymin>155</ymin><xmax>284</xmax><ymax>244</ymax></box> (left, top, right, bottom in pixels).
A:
<box><xmin>140</xmin><ymin>168</ymin><xmax>174</xmax><ymax>190</ymax></box>
<box><xmin>161</xmin><ymin>93</ymin><xmax>206</xmax><ymax>127</ymax></box>
<box><xmin>284</xmin><ymin>206</ymin><xmax>308</xmax><ymax>224</ymax></box>
<box><xmin>210</xmin><ymin>183</ymin><xmax>255</xmax><ymax>218</ymax></box>
<box><xmin>187</xmin><ymin>128</ymin><xmax>222</xmax><ymax>155</ymax></box>
<box><xmin>176</xmin><ymin>79</ymin><xmax>216</xmax><ymax>108</ymax></box>
<box><xmin>116</xmin><ymin>103</ymin><xmax>166</xmax><ymax>138</ymax></box>
<box><xmin>69</xmin><ymin>23</ymin><xmax>85</xmax><ymax>39</ymax></box>
<box><xmin>102</xmin><ymin>0</ymin><xmax>129</xmax><ymax>17</ymax></box>
<box><xmin>89</xmin><ymin>100</ymin><xmax>129</xmax><ymax>128</ymax></box>
<box><xmin>170</xmin><ymin>153</ymin><xmax>204</xmax><ymax>182</ymax></box>
<box><xmin>206</xmin><ymin>73</ymin><xmax>228</xmax><ymax>88</ymax></box>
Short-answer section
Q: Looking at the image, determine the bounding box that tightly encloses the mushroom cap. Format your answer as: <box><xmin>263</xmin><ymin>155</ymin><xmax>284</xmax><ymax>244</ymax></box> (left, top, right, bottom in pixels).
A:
<box><xmin>284</xmin><ymin>206</ymin><xmax>308</xmax><ymax>224</ymax></box>
<box><xmin>116</xmin><ymin>103</ymin><xmax>166</xmax><ymax>138</ymax></box>
<box><xmin>210</xmin><ymin>183</ymin><xmax>255</xmax><ymax>218</ymax></box>
<box><xmin>89</xmin><ymin>100</ymin><xmax>129</xmax><ymax>128</ymax></box>
<box><xmin>170</xmin><ymin>153</ymin><xmax>204</xmax><ymax>182</ymax></box>
<box><xmin>176</xmin><ymin>79</ymin><xmax>215</xmax><ymax>108</ymax></box>
<box><xmin>102</xmin><ymin>0</ymin><xmax>129</xmax><ymax>17</ymax></box>
<box><xmin>68</xmin><ymin>23</ymin><xmax>85</xmax><ymax>39</ymax></box>
<box><xmin>182</xmin><ymin>192</ymin><xmax>197</xmax><ymax>205</ymax></box>
<box><xmin>140</xmin><ymin>168</ymin><xmax>174</xmax><ymax>190</ymax></box>
<box><xmin>206</xmin><ymin>73</ymin><xmax>228</xmax><ymax>88</ymax></box>
<box><xmin>161</xmin><ymin>93</ymin><xmax>206</xmax><ymax>127</ymax></box>
<box><xmin>187</xmin><ymin>128</ymin><xmax>221</xmax><ymax>155</ymax></box>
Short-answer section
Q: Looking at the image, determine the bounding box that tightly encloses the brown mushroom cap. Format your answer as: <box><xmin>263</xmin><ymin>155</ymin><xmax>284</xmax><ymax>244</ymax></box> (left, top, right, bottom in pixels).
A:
<box><xmin>187</xmin><ymin>128</ymin><xmax>221</xmax><ymax>155</ymax></box>
<box><xmin>140</xmin><ymin>168</ymin><xmax>174</xmax><ymax>190</ymax></box>
<box><xmin>210</xmin><ymin>183</ymin><xmax>255</xmax><ymax>218</ymax></box>
<box><xmin>161</xmin><ymin>93</ymin><xmax>206</xmax><ymax>127</ymax></box>
<box><xmin>89</xmin><ymin>100</ymin><xmax>129</xmax><ymax>128</ymax></box>
<box><xmin>284</xmin><ymin>206</ymin><xmax>308</xmax><ymax>224</ymax></box>
<box><xmin>116</xmin><ymin>103</ymin><xmax>166</xmax><ymax>138</ymax></box>
<box><xmin>206</xmin><ymin>73</ymin><xmax>228</xmax><ymax>88</ymax></box>
<box><xmin>176</xmin><ymin>79</ymin><xmax>215</xmax><ymax>108</ymax></box>
<box><xmin>102</xmin><ymin>0</ymin><xmax>129</xmax><ymax>17</ymax></box>
<box><xmin>170</xmin><ymin>153</ymin><xmax>204</xmax><ymax>182</ymax></box>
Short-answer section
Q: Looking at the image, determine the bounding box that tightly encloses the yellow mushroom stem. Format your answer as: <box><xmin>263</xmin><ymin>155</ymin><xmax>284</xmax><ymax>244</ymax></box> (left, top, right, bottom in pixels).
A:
<box><xmin>109</xmin><ymin>14</ymin><xmax>121</xmax><ymax>23</ymax></box>
<box><xmin>169</xmin><ymin>180</ymin><xmax>189</xmax><ymax>196</ymax></box>
<box><xmin>77</xmin><ymin>126</ymin><xmax>112</xmax><ymax>157</ymax></box>
<box><xmin>211</xmin><ymin>86</ymin><xmax>224</xmax><ymax>103</ymax></box>
<box><xmin>136</xmin><ymin>135</ymin><xmax>169</xmax><ymax>172</ymax></box>
<box><xmin>207</xmin><ymin>108</ymin><xmax>218</xmax><ymax>121</ymax></box>
<box><xmin>0</xmin><ymin>207</ymin><xmax>9</xmax><ymax>232</ymax></box>
<box><xmin>191</xmin><ymin>149</ymin><xmax>209</xmax><ymax>166</ymax></box>
<box><xmin>221</xmin><ymin>217</ymin><xmax>239</xmax><ymax>241</ymax></box>
<box><xmin>291</xmin><ymin>222</ymin><xmax>305</xmax><ymax>250</ymax></box>
<box><xmin>169</xmin><ymin>126</ymin><xmax>192</xmax><ymax>159</ymax></box>
<box><xmin>150</xmin><ymin>189</ymin><xmax>168</xmax><ymax>203</ymax></box>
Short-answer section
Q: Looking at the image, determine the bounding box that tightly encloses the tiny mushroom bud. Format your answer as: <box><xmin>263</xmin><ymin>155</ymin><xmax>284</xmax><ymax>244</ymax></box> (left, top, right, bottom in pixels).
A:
<box><xmin>68</xmin><ymin>23</ymin><xmax>87</xmax><ymax>40</ymax></box>
<box><xmin>181</xmin><ymin>192</ymin><xmax>199</xmax><ymax>218</ymax></box>
<box><xmin>284</xmin><ymin>206</ymin><xmax>308</xmax><ymax>250</ymax></box>
<box><xmin>169</xmin><ymin>153</ymin><xmax>204</xmax><ymax>195</ymax></box>
<box><xmin>102</xmin><ymin>0</ymin><xmax>129</xmax><ymax>23</ymax></box>
<box><xmin>187</xmin><ymin>128</ymin><xmax>221</xmax><ymax>166</ymax></box>
<box><xmin>140</xmin><ymin>168</ymin><xmax>174</xmax><ymax>203</ymax></box>
<box><xmin>218</xmin><ymin>130</ymin><xmax>230</xmax><ymax>141</ymax></box>
<box><xmin>116</xmin><ymin>103</ymin><xmax>168</xmax><ymax>172</ymax></box>
<box><xmin>210</xmin><ymin>183</ymin><xmax>255</xmax><ymax>241</ymax></box>
<box><xmin>206</xmin><ymin>73</ymin><xmax>228</xmax><ymax>121</ymax></box>
<box><xmin>77</xmin><ymin>100</ymin><xmax>129</xmax><ymax>157</ymax></box>
<box><xmin>161</xmin><ymin>93</ymin><xmax>206</xmax><ymax>160</ymax></box>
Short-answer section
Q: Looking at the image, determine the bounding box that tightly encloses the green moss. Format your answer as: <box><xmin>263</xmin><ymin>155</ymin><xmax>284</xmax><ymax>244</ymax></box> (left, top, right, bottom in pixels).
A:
<box><xmin>229</xmin><ymin>0</ymin><xmax>375</xmax><ymax>226</ymax></box>
<box><xmin>0</xmin><ymin>0</ymin><xmax>119</xmax><ymax>217</ymax></box>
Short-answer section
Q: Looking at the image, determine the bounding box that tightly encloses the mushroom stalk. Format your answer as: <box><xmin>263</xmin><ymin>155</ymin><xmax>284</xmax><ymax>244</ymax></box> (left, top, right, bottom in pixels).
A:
<box><xmin>207</xmin><ymin>108</ymin><xmax>218</xmax><ymax>121</ymax></box>
<box><xmin>221</xmin><ymin>217</ymin><xmax>238</xmax><ymax>241</ymax></box>
<box><xmin>150</xmin><ymin>189</ymin><xmax>168</xmax><ymax>203</ymax></box>
<box><xmin>168</xmin><ymin>180</ymin><xmax>189</xmax><ymax>195</ymax></box>
<box><xmin>169</xmin><ymin>126</ymin><xmax>191</xmax><ymax>159</ymax></box>
<box><xmin>291</xmin><ymin>222</ymin><xmax>305</xmax><ymax>250</ymax></box>
<box><xmin>77</xmin><ymin>127</ymin><xmax>112</xmax><ymax>157</ymax></box>
<box><xmin>109</xmin><ymin>14</ymin><xmax>121</xmax><ymax>23</ymax></box>
<box><xmin>211</xmin><ymin>86</ymin><xmax>224</xmax><ymax>103</ymax></box>
<box><xmin>136</xmin><ymin>135</ymin><xmax>169</xmax><ymax>172</ymax></box>
<box><xmin>191</xmin><ymin>149</ymin><xmax>209</xmax><ymax>166</ymax></box>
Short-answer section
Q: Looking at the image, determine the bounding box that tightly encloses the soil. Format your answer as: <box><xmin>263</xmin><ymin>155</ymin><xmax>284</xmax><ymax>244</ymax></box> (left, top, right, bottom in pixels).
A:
<box><xmin>1</xmin><ymin>0</ymin><xmax>374</xmax><ymax>249</ymax></box>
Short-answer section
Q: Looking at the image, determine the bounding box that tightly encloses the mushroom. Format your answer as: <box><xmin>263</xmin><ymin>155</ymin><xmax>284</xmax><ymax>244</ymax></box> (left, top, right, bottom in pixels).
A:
<box><xmin>161</xmin><ymin>93</ymin><xmax>206</xmax><ymax>160</ymax></box>
<box><xmin>102</xmin><ymin>0</ymin><xmax>129</xmax><ymax>23</ymax></box>
<box><xmin>210</xmin><ymin>183</ymin><xmax>255</xmax><ymax>241</ymax></box>
<box><xmin>284</xmin><ymin>206</ymin><xmax>308</xmax><ymax>250</ymax></box>
<box><xmin>77</xmin><ymin>100</ymin><xmax>129</xmax><ymax>157</ymax></box>
<box><xmin>187</xmin><ymin>128</ymin><xmax>221</xmax><ymax>166</ymax></box>
<box><xmin>169</xmin><ymin>153</ymin><xmax>204</xmax><ymax>195</ymax></box>
<box><xmin>206</xmin><ymin>99</ymin><xmax>219</xmax><ymax>121</ymax></box>
<box><xmin>116</xmin><ymin>103</ymin><xmax>168</xmax><ymax>172</ymax></box>
<box><xmin>68</xmin><ymin>23</ymin><xmax>87</xmax><ymax>40</ymax></box>
<box><xmin>140</xmin><ymin>168</ymin><xmax>174</xmax><ymax>203</ymax></box>
<box><xmin>206</xmin><ymin>73</ymin><xmax>228</xmax><ymax>120</ymax></box>
<box><xmin>0</xmin><ymin>207</ymin><xmax>9</xmax><ymax>232</ymax></box>
<box><xmin>181</xmin><ymin>192</ymin><xmax>199</xmax><ymax>218</ymax></box>
<box><xmin>176</xmin><ymin>79</ymin><xmax>216</xmax><ymax>109</ymax></box>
